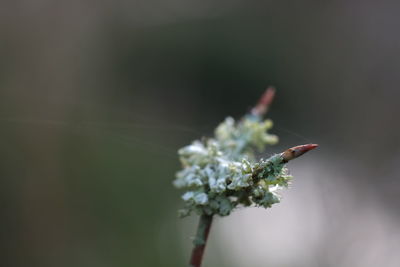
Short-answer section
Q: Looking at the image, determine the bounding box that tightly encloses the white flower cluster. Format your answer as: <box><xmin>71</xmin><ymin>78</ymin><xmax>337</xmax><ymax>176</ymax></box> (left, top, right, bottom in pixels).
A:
<box><xmin>174</xmin><ymin>116</ymin><xmax>291</xmax><ymax>217</ymax></box>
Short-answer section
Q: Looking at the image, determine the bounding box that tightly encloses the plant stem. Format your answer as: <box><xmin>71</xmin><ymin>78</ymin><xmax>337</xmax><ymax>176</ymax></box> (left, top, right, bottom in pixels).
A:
<box><xmin>251</xmin><ymin>87</ymin><xmax>275</xmax><ymax>116</ymax></box>
<box><xmin>189</xmin><ymin>214</ymin><xmax>213</xmax><ymax>267</ymax></box>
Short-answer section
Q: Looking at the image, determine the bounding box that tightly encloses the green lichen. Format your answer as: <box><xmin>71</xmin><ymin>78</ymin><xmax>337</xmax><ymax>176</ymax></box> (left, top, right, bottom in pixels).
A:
<box><xmin>174</xmin><ymin>113</ymin><xmax>292</xmax><ymax>217</ymax></box>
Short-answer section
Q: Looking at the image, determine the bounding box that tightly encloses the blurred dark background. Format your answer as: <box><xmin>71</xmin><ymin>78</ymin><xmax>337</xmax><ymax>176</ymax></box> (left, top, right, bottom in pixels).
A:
<box><xmin>1</xmin><ymin>1</ymin><xmax>400</xmax><ymax>267</ymax></box>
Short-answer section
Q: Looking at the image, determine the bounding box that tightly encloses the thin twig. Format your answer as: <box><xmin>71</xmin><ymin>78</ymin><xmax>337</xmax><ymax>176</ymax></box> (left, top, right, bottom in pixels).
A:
<box><xmin>189</xmin><ymin>214</ymin><xmax>213</xmax><ymax>267</ymax></box>
<box><xmin>186</xmin><ymin>90</ymin><xmax>317</xmax><ymax>267</ymax></box>
<box><xmin>251</xmin><ymin>87</ymin><xmax>276</xmax><ymax>116</ymax></box>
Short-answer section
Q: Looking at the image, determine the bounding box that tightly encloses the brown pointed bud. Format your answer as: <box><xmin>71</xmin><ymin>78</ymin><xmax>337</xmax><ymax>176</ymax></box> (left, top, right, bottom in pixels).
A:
<box><xmin>251</xmin><ymin>87</ymin><xmax>276</xmax><ymax>116</ymax></box>
<box><xmin>281</xmin><ymin>144</ymin><xmax>318</xmax><ymax>162</ymax></box>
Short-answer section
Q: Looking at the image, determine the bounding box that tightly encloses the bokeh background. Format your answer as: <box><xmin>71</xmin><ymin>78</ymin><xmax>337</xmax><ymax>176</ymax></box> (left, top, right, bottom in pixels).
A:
<box><xmin>1</xmin><ymin>1</ymin><xmax>400</xmax><ymax>267</ymax></box>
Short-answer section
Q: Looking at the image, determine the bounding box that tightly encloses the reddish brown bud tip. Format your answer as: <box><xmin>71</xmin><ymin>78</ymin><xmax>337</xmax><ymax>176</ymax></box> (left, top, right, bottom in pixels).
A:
<box><xmin>281</xmin><ymin>144</ymin><xmax>318</xmax><ymax>162</ymax></box>
<box><xmin>251</xmin><ymin>87</ymin><xmax>276</xmax><ymax>116</ymax></box>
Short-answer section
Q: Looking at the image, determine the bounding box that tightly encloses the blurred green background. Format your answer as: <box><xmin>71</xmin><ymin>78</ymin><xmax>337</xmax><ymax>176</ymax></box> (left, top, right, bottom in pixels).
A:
<box><xmin>1</xmin><ymin>1</ymin><xmax>400</xmax><ymax>267</ymax></box>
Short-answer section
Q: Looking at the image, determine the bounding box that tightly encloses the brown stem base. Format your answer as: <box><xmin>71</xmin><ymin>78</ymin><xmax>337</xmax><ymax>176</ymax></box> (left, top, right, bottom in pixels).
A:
<box><xmin>189</xmin><ymin>214</ymin><xmax>213</xmax><ymax>267</ymax></box>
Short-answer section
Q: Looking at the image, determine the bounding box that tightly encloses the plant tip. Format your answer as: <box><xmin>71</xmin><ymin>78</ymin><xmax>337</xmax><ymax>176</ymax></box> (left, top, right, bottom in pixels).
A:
<box><xmin>251</xmin><ymin>87</ymin><xmax>276</xmax><ymax>116</ymax></box>
<box><xmin>281</xmin><ymin>143</ymin><xmax>318</xmax><ymax>162</ymax></box>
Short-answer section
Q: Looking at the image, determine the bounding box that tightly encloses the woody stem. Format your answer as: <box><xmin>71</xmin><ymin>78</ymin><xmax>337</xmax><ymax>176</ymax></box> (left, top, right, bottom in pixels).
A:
<box><xmin>189</xmin><ymin>214</ymin><xmax>213</xmax><ymax>267</ymax></box>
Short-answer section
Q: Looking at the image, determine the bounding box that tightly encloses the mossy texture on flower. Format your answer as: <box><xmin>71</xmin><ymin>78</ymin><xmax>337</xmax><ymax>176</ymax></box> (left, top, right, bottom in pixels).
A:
<box><xmin>174</xmin><ymin>115</ymin><xmax>292</xmax><ymax>217</ymax></box>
